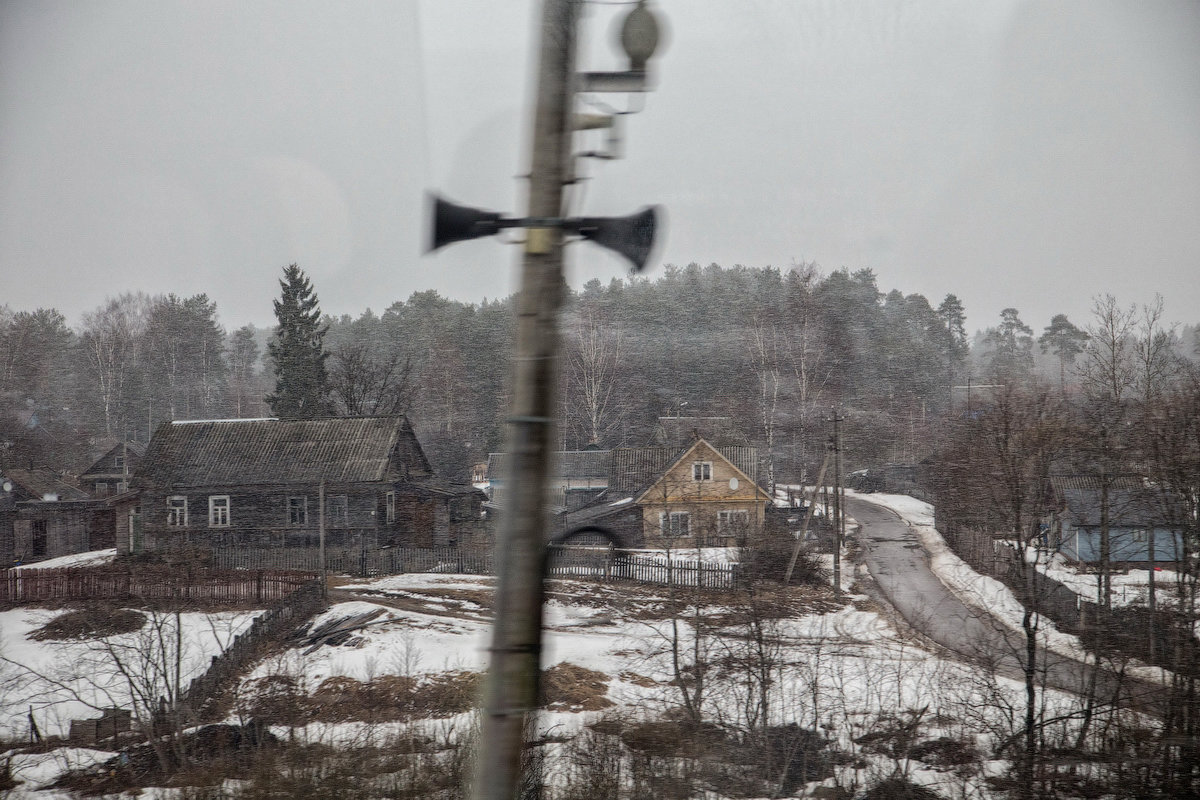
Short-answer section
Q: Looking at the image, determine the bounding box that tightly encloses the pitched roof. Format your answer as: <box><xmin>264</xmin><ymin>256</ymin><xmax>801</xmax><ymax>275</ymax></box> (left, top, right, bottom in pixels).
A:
<box><xmin>2</xmin><ymin>468</ymin><xmax>91</xmax><ymax>502</ymax></box>
<box><xmin>134</xmin><ymin>416</ymin><xmax>431</xmax><ymax>488</ymax></box>
<box><xmin>80</xmin><ymin>441</ymin><xmax>146</xmax><ymax>479</ymax></box>
<box><xmin>635</xmin><ymin>439</ymin><xmax>770</xmax><ymax>504</ymax></box>
<box><xmin>1050</xmin><ymin>476</ymin><xmax>1185</xmax><ymax>528</ymax></box>
<box><xmin>611</xmin><ymin>444</ymin><xmax>759</xmax><ymax>494</ymax></box>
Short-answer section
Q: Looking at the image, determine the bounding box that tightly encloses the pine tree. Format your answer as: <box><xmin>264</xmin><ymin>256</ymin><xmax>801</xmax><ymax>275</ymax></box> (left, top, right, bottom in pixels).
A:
<box><xmin>266</xmin><ymin>264</ymin><xmax>332</xmax><ymax>418</ymax></box>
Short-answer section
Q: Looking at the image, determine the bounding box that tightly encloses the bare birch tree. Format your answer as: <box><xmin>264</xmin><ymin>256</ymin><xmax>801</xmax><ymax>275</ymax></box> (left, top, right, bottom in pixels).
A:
<box><xmin>79</xmin><ymin>293</ymin><xmax>152</xmax><ymax>437</ymax></box>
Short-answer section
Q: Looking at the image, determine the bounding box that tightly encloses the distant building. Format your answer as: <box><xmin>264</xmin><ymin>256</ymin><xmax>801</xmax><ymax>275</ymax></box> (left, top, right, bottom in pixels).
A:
<box><xmin>130</xmin><ymin>416</ymin><xmax>485</xmax><ymax>555</ymax></box>
<box><xmin>488</xmin><ymin>435</ymin><xmax>769</xmax><ymax>548</ymax></box>
<box><xmin>0</xmin><ymin>468</ymin><xmax>99</xmax><ymax>565</ymax></box>
<box><xmin>1048</xmin><ymin>475</ymin><xmax>1185</xmax><ymax>564</ymax></box>
<box><xmin>79</xmin><ymin>441</ymin><xmax>145</xmax><ymax>497</ymax></box>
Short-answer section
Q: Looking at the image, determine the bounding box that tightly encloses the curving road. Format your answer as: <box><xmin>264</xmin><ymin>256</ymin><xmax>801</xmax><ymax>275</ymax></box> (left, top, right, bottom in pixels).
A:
<box><xmin>846</xmin><ymin>495</ymin><xmax>1164</xmax><ymax>715</ymax></box>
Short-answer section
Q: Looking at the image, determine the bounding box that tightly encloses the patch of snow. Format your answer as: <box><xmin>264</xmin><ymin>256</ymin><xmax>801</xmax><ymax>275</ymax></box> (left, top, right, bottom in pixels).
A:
<box><xmin>15</xmin><ymin>549</ymin><xmax>117</xmax><ymax>571</ymax></box>
<box><xmin>624</xmin><ymin>546</ymin><xmax>742</xmax><ymax>565</ymax></box>
<box><xmin>0</xmin><ymin>608</ymin><xmax>263</xmax><ymax>739</ymax></box>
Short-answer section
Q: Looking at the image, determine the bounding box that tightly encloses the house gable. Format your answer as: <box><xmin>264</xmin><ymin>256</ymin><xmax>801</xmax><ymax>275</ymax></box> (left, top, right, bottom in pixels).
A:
<box><xmin>635</xmin><ymin>439</ymin><xmax>769</xmax><ymax>506</ymax></box>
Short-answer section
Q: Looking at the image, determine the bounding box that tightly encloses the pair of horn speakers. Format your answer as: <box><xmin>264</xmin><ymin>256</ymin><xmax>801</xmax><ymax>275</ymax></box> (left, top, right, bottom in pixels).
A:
<box><xmin>427</xmin><ymin>194</ymin><xmax>660</xmax><ymax>273</ymax></box>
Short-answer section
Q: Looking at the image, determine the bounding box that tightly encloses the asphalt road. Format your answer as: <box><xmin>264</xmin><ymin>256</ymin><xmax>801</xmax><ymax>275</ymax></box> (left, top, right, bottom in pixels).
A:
<box><xmin>846</xmin><ymin>495</ymin><xmax>1164</xmax><ymax>715</ymax></box>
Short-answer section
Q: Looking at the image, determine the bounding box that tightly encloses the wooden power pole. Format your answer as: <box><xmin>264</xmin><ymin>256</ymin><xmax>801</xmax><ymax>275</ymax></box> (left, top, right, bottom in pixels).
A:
<box><xmin>472</xmin><ymin>2</ymin><xmax>580</xmax><ymax>799</ymax></box>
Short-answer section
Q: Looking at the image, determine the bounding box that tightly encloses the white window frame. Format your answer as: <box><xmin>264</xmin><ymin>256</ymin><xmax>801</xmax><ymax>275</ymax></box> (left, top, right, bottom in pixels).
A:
<box><xmin>209</xmin><ymin>495</ymin><xmax>230</xmax><ymax>528</ymax></box>
<box><xmin>692</xmin><ymin>461</ymin><xmax>712</xmax><ymax>481</ymax></box>
<box><xmin>95</xmin><ymin>482</ymin><xmax>109</xmax><ymax>496</ymax></box>
<box><xmin>660</xmin><ymin>511</ymin><xmax>691</xmax><ymax>538</ymax></box>
<box><xmin>717</xmin><ymin>509</ymin><xmax>751</xmax><ymax>533</ymax></box>
<box><xmin>386</xmin><ymin>491</ymin><xmax>395</xmax><ymax>523</ymax></box>
<box><xmin>288</xmin><ymin>496</ymin><xmax>308</xmax><ymax>526</ymax></box>
<box><xmin>166</xmin><ymin>496</ymin><xmax>188</xmax><ymax>527</ymax></box>
<box><xmin>114</xmin><ymin>455</ymin><xmax>125</xmax><ymax>470</ymax></box>
<box><xmin>327</xmin><ymin>494</ymin><xmax>349</xmax><ymax>526</ymax></box>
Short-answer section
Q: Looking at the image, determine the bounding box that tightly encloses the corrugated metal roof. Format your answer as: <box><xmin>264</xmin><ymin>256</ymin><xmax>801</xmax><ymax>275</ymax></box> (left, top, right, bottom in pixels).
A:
<box><xmin>135</xmin><ymin>416</ymin><xmax>429</xmax><ymax>488</ymax></box>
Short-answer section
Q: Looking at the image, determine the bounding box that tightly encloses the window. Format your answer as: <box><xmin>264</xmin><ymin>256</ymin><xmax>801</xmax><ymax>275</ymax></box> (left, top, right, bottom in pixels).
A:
<box><xmin>116</xmin><ymin>481</ymin><xmax>127</xmax><ymax>493</ymax></box>
<box><xmin>209</xmin><ymin>495</ymin><xmax>230</xmax><ymax>527</ymax></box>
<box><xmin>1133</xmin><ymin>529</ymin><xmax>1147</xmax><ymax>543</ymax></box>
<box><xmin>166</xmin><ymin>496</ymin><xmax>188</xmax><ymax>527</ymax></box>
<box><xmin>718</xmin><ymin>509</ymin><xmax>750</xmax><ymax>533</ymax></box>
<box><xmin>692</xmin><ymin>462</ymin><xmax>712</xmax><ymax>481</ymax></box>
<box><xmin>327</xmin><ymin>495</ymin><xmax>348</xmax><ymax>526</ymax></box>
<box><xmin>660</xmin><ymin>511</ymin><xmax>690</xmax><ymax>537</ymax></box>
<box><xmin>95</xmin><ymin>482</ymin><xmax>109</xmax><ymax>497</ymax></box>
<box><xmin>114</xmin><ymin>455</ymin><xmax>125</xmax><ymax>470</ymax></box>
<box><xmin>288</xmin><ymin>496</ymin><xmax>307</xmax><ymax>526</ymax></box>
<box><xmin>386</xmin><ymin>491</ymin><xmax>395</xmax><ymax>523</ymax></box>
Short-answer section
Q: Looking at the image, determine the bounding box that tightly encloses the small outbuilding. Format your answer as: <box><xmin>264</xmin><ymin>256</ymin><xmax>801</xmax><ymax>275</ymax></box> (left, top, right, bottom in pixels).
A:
<box><xmin>1048</xmin><ymin>475</ymin><xmax>1184</xmax><ymax>565</ymax></box>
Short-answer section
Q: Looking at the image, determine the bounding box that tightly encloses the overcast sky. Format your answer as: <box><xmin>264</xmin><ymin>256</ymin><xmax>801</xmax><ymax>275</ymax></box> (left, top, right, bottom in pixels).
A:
<box><xmin>2</xmin><ymin>0</ymin><xmax>1197</xmax><ymax>336</ymax></box>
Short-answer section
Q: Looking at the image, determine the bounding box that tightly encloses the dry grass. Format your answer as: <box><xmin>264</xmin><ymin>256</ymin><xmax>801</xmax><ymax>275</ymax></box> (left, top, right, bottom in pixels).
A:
<box><xmin>241</xmin><ymin>670</ymin><xmax>483</xmax><ymax>723</ymax></box>
<box><xmin>28</xmin><ymin>607</ymin><xmax>146</xmax><ymax>640</ymax></box>
<box><xmin>542</xmin><ymin>662</ymin><xmax>614</xmax><ymax>712</ymax></box>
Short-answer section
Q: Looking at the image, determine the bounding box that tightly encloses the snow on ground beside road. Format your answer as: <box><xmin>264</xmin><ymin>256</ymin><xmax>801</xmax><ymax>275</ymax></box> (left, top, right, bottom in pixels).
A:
<box><xmin>1026</xmin><ymin>548</ymin><xmax>1180</xmax><ymax>609</ymax></box>
<box><xmin>845</xmin><ymin>491</ymin><xmax>1170</xmax><ymax>685</ymax></box>
<box><xmin>0</xmin><ymin>608</ymin><xmax>263</xmax><ymax>739</ymax></box>
<box><xmin>14</xmin><ymin>549</ymin><xmax>117</xmax><ymax>571</ymax></box>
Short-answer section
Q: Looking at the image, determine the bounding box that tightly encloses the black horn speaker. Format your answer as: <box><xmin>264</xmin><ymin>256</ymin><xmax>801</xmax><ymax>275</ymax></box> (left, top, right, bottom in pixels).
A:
<box><xmin>572</xmin><ymin>206</ymin><xmax>660</xmax><ymax>272</ymax></box>
<box><xmin>427</xmin><ymin>193</ymin><xmax>505</xmax><ymax>252</ymax></box>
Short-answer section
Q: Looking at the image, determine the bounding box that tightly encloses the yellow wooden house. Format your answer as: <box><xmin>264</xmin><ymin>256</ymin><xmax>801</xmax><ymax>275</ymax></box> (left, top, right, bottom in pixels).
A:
<box><xmin>635</xmin><ymin>438</ymin><xmax>771</xmax><ymax>547</ymax></box>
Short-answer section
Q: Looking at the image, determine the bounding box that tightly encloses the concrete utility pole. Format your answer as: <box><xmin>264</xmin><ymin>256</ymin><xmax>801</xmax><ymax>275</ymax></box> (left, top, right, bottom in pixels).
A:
<box><xmin>472</xmin><ymin>2</ymin><xmax>580</xmax><ymax>799</ymax></box>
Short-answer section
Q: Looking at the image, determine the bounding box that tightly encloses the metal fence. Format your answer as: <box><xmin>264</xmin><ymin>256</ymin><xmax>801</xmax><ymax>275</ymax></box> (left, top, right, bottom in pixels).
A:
<box><xmin>209</xmin><ymin>544</ymin><xmax>742</xmax><ymax>590</ymax></box>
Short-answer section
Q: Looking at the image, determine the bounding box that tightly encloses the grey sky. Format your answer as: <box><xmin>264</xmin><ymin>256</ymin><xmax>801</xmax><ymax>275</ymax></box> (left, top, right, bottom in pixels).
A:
<box><xmin>2</xmin><ymin>1</ymin><xmax>1197</xmax><ymax>336</ymax></box>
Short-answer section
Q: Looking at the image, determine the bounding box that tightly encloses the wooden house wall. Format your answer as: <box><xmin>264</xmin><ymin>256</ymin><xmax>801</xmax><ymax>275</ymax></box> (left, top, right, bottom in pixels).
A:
<box><xmin>638</xmin><ymin>441</ymin><xmax>767</xmax><ymax>547</ymax></box>
<box><xmin>12</xmin><ymin>507</ymin><xmax>91</xmax><ymax>564</ymax></box>
<box><xmin>138</xmin><ymin>485</ymin><xmax>393</xmax><ymax>548</ymax></box>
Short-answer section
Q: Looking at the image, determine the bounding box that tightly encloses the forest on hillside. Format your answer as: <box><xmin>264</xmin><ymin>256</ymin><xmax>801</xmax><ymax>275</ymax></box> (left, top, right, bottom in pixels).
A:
<box><xmin>2</xmin><ymin>262</ymin><xmax>1197</xmax><ymax>483</ymax></box>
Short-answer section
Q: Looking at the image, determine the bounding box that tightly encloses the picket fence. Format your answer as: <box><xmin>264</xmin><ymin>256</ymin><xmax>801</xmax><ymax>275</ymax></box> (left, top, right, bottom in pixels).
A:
<box><xmin>2</xmin><ymin>566</ymin><xmax>313</xmax><ymax>605</ymax></box>
<box><xmin>210</xmin><ymin>544</ymin><xmax>741</xmax><ymax>590</ymax></box>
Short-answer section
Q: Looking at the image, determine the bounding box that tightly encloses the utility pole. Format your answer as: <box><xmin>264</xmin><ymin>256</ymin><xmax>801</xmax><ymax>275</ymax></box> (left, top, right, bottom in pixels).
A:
<box><xmin>319</xmin><ymin>479</ymin><xmax>327</xmax><ymax>598</ymax></box>
<box><xmin>831</xmin><ymin>409</ymin><xmax>843</xmax><ymax>595</ymax></box>
<box><xmin>473</xmin><ymin>2</ymin><xmax>580</xmax><ymax>799</ymax></box>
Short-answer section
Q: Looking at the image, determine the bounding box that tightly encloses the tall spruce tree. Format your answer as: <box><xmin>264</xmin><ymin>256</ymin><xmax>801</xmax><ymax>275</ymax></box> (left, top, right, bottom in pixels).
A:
<box><xmin>266</xmin><ymin>264</ymin><xmax>332</xmax><ymax>418</ymax></box>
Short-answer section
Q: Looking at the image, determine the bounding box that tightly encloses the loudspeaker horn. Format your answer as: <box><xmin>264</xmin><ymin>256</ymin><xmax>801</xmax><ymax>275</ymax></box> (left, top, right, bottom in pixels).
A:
<box><xmin>571</xmin><ymin>205</ymin><xmax>660</xmax><ymax>272</ymax></box>
<box><xmin>427</xmin><ymin>193</ymin><xmax>505</xmax><ymax>252</ymax></box>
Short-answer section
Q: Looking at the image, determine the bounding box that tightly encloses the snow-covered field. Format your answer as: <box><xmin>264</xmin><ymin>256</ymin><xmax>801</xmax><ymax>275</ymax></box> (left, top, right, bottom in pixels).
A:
<box><xmin>0</xmin><ymin>607</ymin><xmax>263</xmax><ymax>740</ymax></box>
<box><xmin>1</xmin><ymin>499</ymin><xmax>1145</xmax><ymax>797</ymax></box>
<box><xmin>224</xmin><ymin>570</ymin><xmax>1089</xmax><ymax>799</ymax></box>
